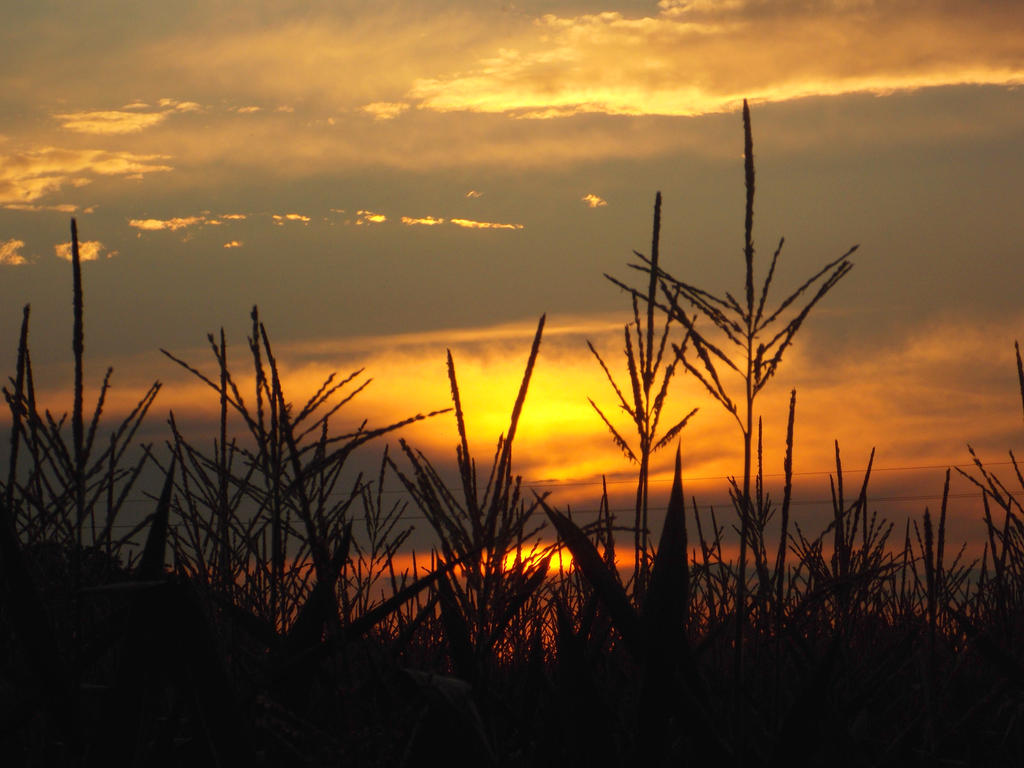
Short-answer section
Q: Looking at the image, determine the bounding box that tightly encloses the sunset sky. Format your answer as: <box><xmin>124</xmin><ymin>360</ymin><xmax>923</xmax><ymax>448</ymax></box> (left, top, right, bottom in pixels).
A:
<box><xmin>1</xmin><ymin>0</ymin><xmax>1023</xmax><ymax>545</ymax></box>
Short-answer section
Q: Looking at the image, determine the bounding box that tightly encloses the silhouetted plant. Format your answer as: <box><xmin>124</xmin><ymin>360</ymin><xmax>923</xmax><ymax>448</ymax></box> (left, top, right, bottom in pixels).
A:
<box><xmin>588</xmin><ymin>192</ymin><xmax>697</xmax><ymax>596</ymax></box>
<box><xmin>389</xmin><ymin>317</ymin><xmax>552</xmax><ymax>681</ymax></box>
<box><xmin>11</xmin><ymin>129</ymin><xmax>1024</xmax><ymax>766</ymax></box>
<box><xmin>162</xmin><ymin>307</ymin><xmax>447</xmax><ymax>631</ymax></box>
<box><xmin>2</xmin><ymin>220</ymin><xmax>160</xmax><ymax>559</ymax></box>
<box><xmin>607</xmin><ymin>99</ymin><xmax>856</xmax><ymax>693</ymax></box>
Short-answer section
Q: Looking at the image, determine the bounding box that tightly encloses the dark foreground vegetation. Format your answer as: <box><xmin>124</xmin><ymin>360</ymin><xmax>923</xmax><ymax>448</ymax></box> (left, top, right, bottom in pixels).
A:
<box><xmin>3</xmin><ymin>103</ymin><xmax>1024</xmax><ymax>767</ymax></box>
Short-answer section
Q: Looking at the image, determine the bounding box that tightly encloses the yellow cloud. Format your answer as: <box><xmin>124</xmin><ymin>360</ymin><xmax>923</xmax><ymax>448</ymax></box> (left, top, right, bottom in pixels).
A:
<box><xmin>129</xmin><ymin>216</ymin><xmax>204</xmax><ymax>231</ymax></box>
<box><xmin>465</xmin><ymin>190</ymin><xmax>482</xmax><ymax>198</ymax></box>
<box><xmin>223</xmin><ymin>240</ymin><xmax>243</xmax><ymax>248</ymax></box>
<box><xmin>150</xmin><ymin>14</ymin><xmax>492</xmax><ymax>111</ymax></box>
<box><xmin>401</xmin><ymin>215</ymin><xmax>445</xmax><ymax>226</ymax></box>
<box><xmin>272</xmin><ymin>213</ymin><xmax>311</xmax><ymax>225</ymax></box>
<box><xmin>220</xmin><ymin>213</ymin><xmax>247</xmax><ymax>220</ymax></box>
<box><xmin>54</xmin><ymin>240</ymin><xmax>112</xmax><ymax>262</ymax></box>
<box><xmin>157</xmin><ymin>98</ymin><xmax>201</xmax><ymax>112</ymax></box>
<box><xmin>3</xmin><ymin>202</ymin><xmax>78</xmax><ymax>213</ymax></box>
<box><xmin>55</xmin><ymin>110</ymin><xmax>168</xmax><ymax>134</ymax></box>
<box><xmin>236</xmin><ymin>106</ymin><xmax>262</xmax><ymax>113</ymax></box>
<box><xmin>356</xmin><ymin>210</ymin><xmax>387</xmax><ymax>225</ymax></box>
<box><xmin>408</xmin><ymin>5</ymin><xmax>1024</xmax><ymax>118</ymax></box>
<box><xmin>21</xmin><ymin>8</ymin><xmax>1013</xmax><ymax>177</ymax></box>
<box><xmin>55</xmin><ymin>100</ymin><xmax>202</xmax><ymax>134</ymax></box>
<box><xmin>360</xmin><ymin>101</ymin><xmax>410</xmax><ymax>120</ymax></box>
<box><xmin>582</xmin><ymin>193</ymin><xmax>607</xmax><ymax>208</ymax></box>
<box><xmin>450</xmin><ymin>218</ymin><xmax>523</xmax><ymax>230</ymax></box>
<box><xmin>0</xmin><ymin>147</ymin><xmax>172</xmax><ymax>205</ymax></box>
<box><xmin>0</xmin><ymin>239</ymin><xmax>27</xmax><ymax>265</ymax></box>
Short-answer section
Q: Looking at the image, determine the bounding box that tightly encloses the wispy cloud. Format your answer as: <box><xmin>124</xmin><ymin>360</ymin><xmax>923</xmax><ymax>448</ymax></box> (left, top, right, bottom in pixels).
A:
<box><xmin>54</xmin><ymin>239</ymin><xmax>114</xmax><ymax>262</ymax></box>
<box><xmin>465</xmin><ymin>190</ymin><xmax>482</xmax><ymax>198</ymax></box>
<box><xmin>0</xmin><ymin>147</ymin><xmax>172</xmax><ymax>205</ymax></box>
<box><xmin>582</xmin><ymin>193</ymin><xmax>607</xmax><ymax>208</ymax></box>
<box><xmin>127</xmin><ymin>212</ymin><xmax>247</xmax><ymax>232</ymax></box>
<box><xmin>409</xmin><ymin>3</ymin><xmax>1024</xmax><ymax>118</ymax></box>
<box><xmin>272</xmin><ymin>213</ymin><xmax>311</xmax><ymax>225</ymax></box>
<box><xmin>129</xmin><ymin>216</ymin><xmax>204</xmax><ymax>232</ymax></box>
<box><xmin>223</xmin><ymin>240</ymin><xmax>243</xmax><ymax>249</ymax></box>
<box><xmin>401</xmin><ymin>215</ymin><xmax>445</xmax><ymax>226</ymax></box>
<box><xmin>55</xmin><ymin>99</ymin><xmax>201</xmax><ymax>135</ymax></box>
<box><xmin>8</xmin><ymin>6</ymin><xmax>1015</xmax><ymax>179</ymax></box>
<box><xmin>356</xmin><ymin>210</ymin><xmax>387</xmax><ymax>225</ymax></box>
<box><xmin>450</xmin><ymin>218</ymin><xmax>523</xmax><ymax>230</ymax></box>
<box><xmin>0</xmin><ymin>239</ymin><xmax>28</xmax><ymax>265</ymax></box>
<box><xmin>149</xmin><ymin>14</ymin><xmax>488</xmax><ymax>112</ymax></box>
<box><xmin>158</xmin><ymin>99</ymin><xmax>201</xmax><ymax>112</ymax></box>
<box><xmin>3</xmin><ymin>202</ymin><xmax>78</xmax><ymax>213</ymax></box>
<box><xmin>54</xmin><ymin>110</ymin><xmax>168</xmax><ymax>134</ymax></box>
<box><xmin>360</xmin><ymin>101</ymin><xmax>410</xmax><ymax>120</ymax></box>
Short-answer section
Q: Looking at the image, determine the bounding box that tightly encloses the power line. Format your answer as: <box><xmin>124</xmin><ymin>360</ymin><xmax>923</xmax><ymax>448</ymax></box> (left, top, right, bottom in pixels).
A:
<box><xmin>518</xmin><ymin>461</ymin><xmax>1005</xmax><ymax>488</ymax></box>
<box><xmin>46</xmin><ymin>456</ymin><xmax>1010</xmax><ymax>509</ymax></box>
<box><xmin>50</xmin><ymin>488</ymin><xmax>1001</xmax><ymax>530</ymax></box>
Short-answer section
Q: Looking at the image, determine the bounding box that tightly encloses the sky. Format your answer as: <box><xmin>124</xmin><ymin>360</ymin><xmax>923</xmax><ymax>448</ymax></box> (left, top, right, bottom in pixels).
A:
<box><xmin>1</xmin><ymin>0</ymin><xmax>1023</xmax><ymax>550</ymax></box>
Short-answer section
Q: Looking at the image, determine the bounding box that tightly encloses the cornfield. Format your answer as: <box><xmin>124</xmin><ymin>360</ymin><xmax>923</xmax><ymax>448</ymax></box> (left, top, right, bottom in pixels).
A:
<box><xmin>2</xmin><ymin>102</ymin><xmax>1021</xmax><ymax>767</ymax></box>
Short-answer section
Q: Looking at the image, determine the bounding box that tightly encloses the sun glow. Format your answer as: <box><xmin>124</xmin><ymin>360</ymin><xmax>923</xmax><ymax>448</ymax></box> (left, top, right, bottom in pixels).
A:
<box><xmin>500</xmin><ymin>543</ymin><xmax>573</xmax><ymax>573</ymax></box>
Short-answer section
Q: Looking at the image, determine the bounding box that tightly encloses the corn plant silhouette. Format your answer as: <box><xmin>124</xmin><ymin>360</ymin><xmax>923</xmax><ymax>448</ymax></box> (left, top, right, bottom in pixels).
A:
<box><xmin>588</xmin><ymin>193</ymin><xmax>697</xmax><ymax>596</ymax></box>
<box><xmin>607</xmin><ymin>99</ymin><xmax>856</xmax><ymax>723</ymax></box>
<box><xmin>162</xmin><ymin>307</ymin><xmax>449</xmax><ymax>631</ymax></box>
<box><xmin>389</xmin><ymin>316</ymin><xmax>551</xmax><ymax>682</ymax></box>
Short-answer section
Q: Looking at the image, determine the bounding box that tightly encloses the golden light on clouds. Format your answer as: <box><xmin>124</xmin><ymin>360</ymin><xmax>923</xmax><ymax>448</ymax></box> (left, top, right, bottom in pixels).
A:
<box><xmin>55</xmin><ymin>100</ymin><xmax>201</xmax><ymax>134</ymax></box>
<box><xmin>223</xmin><ymin>240</ymin><xmax>242</xmax><ymax>249</ymax></box>
<box><xmin>54</xmin><ymin>239</ymin><xmax>113</xmax><ymax>262</ymax></box>
<box><xmin>0</xmin><ymin>239</ymin><xmax>27</xmax><ymax>266</ymax></box>
<box><xmin>272</xmin><ymin>213</ymin><xmax>311</xmax><ymax>225</ymax></box>
<box><xmin>55</xmin><ymin>110</ymin><xmax>168</xmax><ymax>135</ymax></box>
<box><xmin>129</xmin><ymin>216</ymin><xmax>204</xmax><ymax>232</ymax></box>
<box><xmin>356</xmin><ymin>210</ymin><xmax>387</xmax><ymax>225</ymax></box>
<box><xmin>0</xmin><ymin>147</ymin><xmax>172</xmax><ymax>205</ymax></box>
<box><xmin>126</xmin><ymin>212</ymin><xmax>251</xmax><ymax>233</ymax></box>
<box><xmin>407</xmin><ymin>4</ymin><xmax>1024</xmax><ymax>118</ymax></box>
<box><xmin>3</xmin><ymin>202</ymin><xmax>78</xmax><ymax>213</ymax></box>
<box><xmin>157</xmin><ymin>98</ymin><xmax>201</xmax><ymax>111</ymax></box>
<box><xmin>449</xmin><ymin>218</ymin><xmax>523</xmax><ymax>230</ymax></box>
<box><xmin>401</xmin><ymin>215</ymin><xmax>446</xmax><ymax>226</ymax></box>
<box><xmin>582</xmin><ymin>193</ymin><xmax>607</xmax><ymax>208</ymax></box>
<box><xmin>360</xmin><ymin>101</ymin><xmax>410</xmax><ymax>120</ymax></box>
<box><xmin>4</xmin><ymin>3</ymin><xmax>1010</xmax><ymax>182</ymax></box>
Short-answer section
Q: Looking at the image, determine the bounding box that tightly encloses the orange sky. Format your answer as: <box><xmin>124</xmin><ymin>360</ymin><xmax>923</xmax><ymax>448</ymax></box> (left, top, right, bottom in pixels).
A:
<box><xmin>1</xmin><ymin>0</ymin><xmax>1023</xmax><ymax>557</ymax></box>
